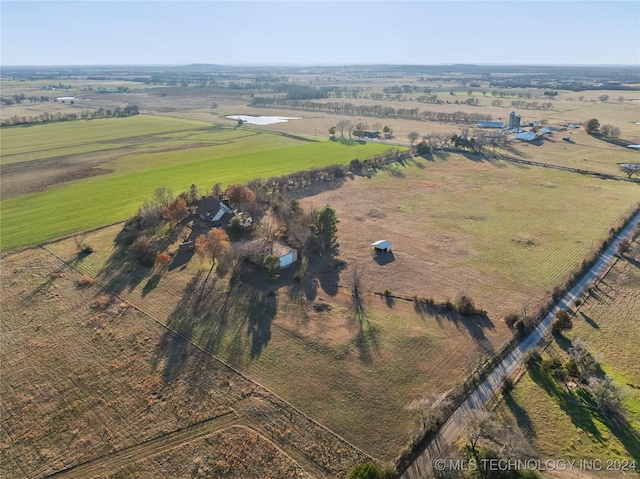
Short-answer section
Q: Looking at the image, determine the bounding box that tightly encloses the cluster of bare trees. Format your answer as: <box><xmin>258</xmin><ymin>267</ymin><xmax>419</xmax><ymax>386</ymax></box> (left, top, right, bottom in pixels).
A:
<box><xmin>0</xmin><ymin>94</ymin><xmax>51</xmax><ymax>105</ymax></box>
<box><xmin>600</xmin><ymin>124</ymin><xmax>621</xmax><ymax>139</ymax></box>
<box><xmin>0</xmin><ymin>105</ymin><xmax>139</xmax><ymax>127</ymax></box>
<box><xmin>416</xmin><ymin>129</ymin><xmax>508</xmax><ymax>155</ymax></box>
<box><xmin>510</xmin><ymin>100</ymin><xmax>554</xmax><ymax>110</ymax></box>
<box><xmin>251</xmin><ymin>97</ymin><xmax>492</xmax><ymax>124</ymax></box>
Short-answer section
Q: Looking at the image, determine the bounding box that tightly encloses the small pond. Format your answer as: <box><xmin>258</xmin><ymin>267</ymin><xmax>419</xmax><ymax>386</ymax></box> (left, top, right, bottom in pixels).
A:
<box><xmin>225</xmin><ymin>115</ymin><xmax>302</xmax><ymax>125</ymax></box>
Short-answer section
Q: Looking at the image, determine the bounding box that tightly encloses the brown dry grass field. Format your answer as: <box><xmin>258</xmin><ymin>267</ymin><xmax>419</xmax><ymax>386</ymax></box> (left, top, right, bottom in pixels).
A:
<box><xmin>38</xmin><ymin>221</ymin><xmax>507</xmax><ymax>463</ymax></box>
<box><xmin>0</xmin><ymin>248</ymin><xmax>370</xmax><ymax>478</ymax></box>
<box><xmin>7</xmin><ymin>150</ymin><xmax>635</xmax><ymax>471</ymax></box>
<box><xmin>494</xmin><ymin>239</ymin><xmax>640</xmax><ymax>478</ymax></box>
<box><xmin>2</xmin><ymin>75</ymin><xmax>639</xmax><ymax>477</ymax></box>
<box><xmin>300</xmin><ymin>155</ymin><xmax>639</xmax><ymax>318</ymax></box>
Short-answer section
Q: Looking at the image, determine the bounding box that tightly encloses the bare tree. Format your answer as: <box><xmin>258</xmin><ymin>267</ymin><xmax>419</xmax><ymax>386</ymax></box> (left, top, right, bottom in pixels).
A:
<box><xmin>618</xmin><ymin>96</ymin><xmax>625</xmax><ymax>103</ymax></box>
<box><xmin>463</xmin><ymin>409</ymin><xmax>498</xmax><ymax>462</ymax></box>
<box><xmin>162</xmin><ymin>197</ymin><xmax>188</xmax><ymax>228</ymax></box>
<box><xmin>154</xmin><ymin>187</ymin><xmax>174</xmax><ymax>207</ymax></box>
<box><xmin>256</xmin><ymin>212</ymin><xmax>281</xmax><ymax>253</ymax></box>
<box><xmin>619</xmin><ymin>163</ymin><xmax>640</xmax><ymax>178</ymax></box>
<box><xmin>336</xmin><ymin>119</ymin><xmax>352</xmax><ymax>139</ymax></box>
<box><xmin>407</xmin><ymin>131</ymin><xmax>420</xmax><ymax>146</ymax></box>
<box><xmin>137</xmin><ymin>201</ymin><xmax>163</xmax><ymax>232</ymax></box>
<box><xmin>600</xmin><ymin>124</ymin><xmax>621</xmax><ymax>139</ymax></box>
<box><xmin>408</xmin><ymin>390</ymin><xmax>452</xmax><ymax>430</ymax></box>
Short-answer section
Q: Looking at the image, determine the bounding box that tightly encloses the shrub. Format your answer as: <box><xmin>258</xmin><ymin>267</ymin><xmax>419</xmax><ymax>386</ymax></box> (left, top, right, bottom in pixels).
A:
<box><xmin>523</xmin><ymin>349</ymin><xmax>541</xmax><ymax>368</ymax></box>
<box><xmin>129</xmin><ymin>236</ymin><xmax>156</xmax><ymax>267</ymax></box>
<box><xmin>228</xmin><ymin>216</ymin><xmax>243</xmax><ymax>234</ymax></box>
<box><xmin>504</xmin><ymin>313</ymin><xmax>520</xmax><ymax>328</ymax></box>
<box><xmin>262</xmin><ymin>254</ymin><xmax>281</xmax><ymax>279</ymax></box>
<box><xmin>76</xmin><ymin>275</ymin><xmax>95</xmax><ymax>287</ymax></box>
<box><xmin>501</xmin><ymin>376</ymin><xmax>515</xmax><ymax>396</ymax></box>
<box><xmin>564</xmin><ymin>358</ymin><xmax>579</xmax><ymax>378</ymax></box>
<box><xmin>574</xmin><ymin>298</ymin><xmax>582</xmax><ymax>307</ymax></box>
<box><xmin>617</xmin><ymin>238</ymin><xmax>631</xmax><ymax>256</ymax></box>
<box><xmin>347</xmin><ymin>462</ymin><xmax>382</xmax><ymax>479</ymax></box>
<box><xmin>156</xmin><ymin>252</ymin><xmax>171</xmax><ymax>267</ymax></box>
<box><xmin>384</xmin><ymin>289</ymin><xmax>391</xmax><ymax>297</ymax></box>
<box><xmin>541</xmin><ymin>357</ymin><xmax>565</xmax><ymax>380</ymax></box>
<box><xmin>514</xmin><ymin>320</ymin><xmax>527</xmax><ymax>338</ymax></box>
<box><xmin>456</xmin><ymin>294</ymin><xmax>477</xmax><ymax>316</ymax></box>
<box><xmin>551</xmin><ymin>309</ymin><xmax>572</xmax><ymax>335</ymax></box>
<box><xmin>90</xmin><ymin>294</ymin><xmax>113</xmax><ymax>310</ymax></box>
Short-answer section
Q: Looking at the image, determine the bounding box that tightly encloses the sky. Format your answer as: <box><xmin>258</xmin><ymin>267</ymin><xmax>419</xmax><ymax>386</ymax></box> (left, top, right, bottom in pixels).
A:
<box><xmin>1</xmin><ymin>1</ymin><xmax>639</xmax><ymax>66</ymax></box>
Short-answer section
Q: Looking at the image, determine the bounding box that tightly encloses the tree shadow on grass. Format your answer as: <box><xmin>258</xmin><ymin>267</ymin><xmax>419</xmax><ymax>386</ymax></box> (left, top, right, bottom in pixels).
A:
<box><xmin>168</xmin><ymin>250</ymin><xmax>192</xmax><ymax>271</ymax></box>
<box><xmin>355</xmin><ymin>322</ymin><xmax>379</xmax><ymax>364</ymax></box>
<box><xmin>411</xmin><ymin>300</ymin><xmax>495</xmax><ymax>352</ymax></box>
<box><xmin>504</xmin><ymin>394</ymin><xmax>536</xmax><ymax>439</ymax></box>
<box><xmin>528</xmin><ymin>363</ymin><xmax>605</xmax><ymax>443</ymax></box>
<box><xmin>246</xmin><ymin>289</ymin><xmax>276</xmax><ymax>359</ymax></box>
<box><xmin>579</xmin><ymin>311</ymin><xmax>600</xmax><ymax>329</ymax></box>
<box><xmin>141</xmin><ymin>271</ymin><xmax>163</xmax><ymax>297</ymax></box>
<box><xmin>310</xmin><ymin>245</ymin><xmax>345</xmax><ymax>297</ymax></box>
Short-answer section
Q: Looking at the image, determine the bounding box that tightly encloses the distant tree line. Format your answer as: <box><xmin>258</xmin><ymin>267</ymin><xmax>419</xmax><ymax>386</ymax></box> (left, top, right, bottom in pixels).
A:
<box><xmin>250</xmin><ymin>98</ymin><xmax>492</xmax><ymax>123</ymax></box>
<box><xmin>1</xmin><ymin>94</ymin><xmax>51</xmax><ymax>105</ymax></box>
<box><xmin>510</xmin><ymin>100</ymin><xmax>554</xmax><ymax>110</ymax></box>
<box><xmin>0</xmin><ymin>105</ymin><xmax>139</xmax><ymax>127</ymax></box>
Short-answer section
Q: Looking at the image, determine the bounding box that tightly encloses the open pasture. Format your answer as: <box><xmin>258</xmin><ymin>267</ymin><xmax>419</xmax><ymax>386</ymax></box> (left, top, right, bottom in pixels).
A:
<box><xmin>41</xmin><ymin>222</ymin><xmax>511</xmax><ymax>461</ymax></box>
<box><xmin>0</xmin><ymin>247</ymin><xmax>369</xmax><ymax>478</ymax></box>
<box><xmin>496</xmin><ymin>239</ymin><xmax>640</xmax><ymax>474</ymax></box>
<box><xmin>300</xmin><ymin>154</ymin><xmax>640</xmax><ymax>318</ymax></box>
<box><xmin>0</xmin><ymin>115</ymin><xmax>392</xmax><ymax>251</ymax></box>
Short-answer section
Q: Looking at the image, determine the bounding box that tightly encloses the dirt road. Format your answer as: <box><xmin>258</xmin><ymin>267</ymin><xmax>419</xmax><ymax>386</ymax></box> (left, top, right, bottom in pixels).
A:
<box><xmin>45</xmin><ymin>411</ymin><xmax>238</xmax><ymax>479</ymax></box>
<box><xmin>402</xmin><ymin>208</ymin><xmax>640</xmax><ymax>479</ymax></box>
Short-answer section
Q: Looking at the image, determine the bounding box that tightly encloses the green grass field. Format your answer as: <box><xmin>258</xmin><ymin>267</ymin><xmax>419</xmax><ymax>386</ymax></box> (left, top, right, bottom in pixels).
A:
<box><xmin>497</xmin><ymin>241</ymin><xmax>640</xmax><ymax>472</ymax></box>
<box><xmin>0</xmin><ymin>115</ymin><xmax>212</xmax><ymax>163</ymax></box>
<box><xmin>0</xmin><ymin>116</ymin><xmax>393</xmax><ymax>251</ymax></box>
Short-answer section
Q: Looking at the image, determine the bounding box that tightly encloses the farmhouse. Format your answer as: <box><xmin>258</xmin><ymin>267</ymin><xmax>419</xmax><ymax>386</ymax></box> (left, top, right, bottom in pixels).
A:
<box><xmin>371</xmin><ymin>240</ymin><xmax>392</xmax><ymax>254</ymax></box>
<box><xmin>197</xmin><ymin>196</ymin><xmax>234</xmax><ymax>227</ymax></box>
<box><xmin>241</xmin><ymin>239</ymin><xmax>298</xmax><ymax>268</ymax></box>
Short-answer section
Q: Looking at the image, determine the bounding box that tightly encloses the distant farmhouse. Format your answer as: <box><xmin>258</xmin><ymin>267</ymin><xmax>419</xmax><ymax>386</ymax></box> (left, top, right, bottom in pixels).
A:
<box><xmin>197</xmin><ymin>196</ymin><xmax>234</xmax><ymax>227</ymax></box>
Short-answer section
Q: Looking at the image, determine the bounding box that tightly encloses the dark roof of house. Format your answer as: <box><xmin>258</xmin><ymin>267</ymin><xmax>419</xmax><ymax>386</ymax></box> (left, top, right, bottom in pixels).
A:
<box><xmin>197</xmin><ymin>196</ymin><xmax>234</xmax><ymax>226</ymax></box>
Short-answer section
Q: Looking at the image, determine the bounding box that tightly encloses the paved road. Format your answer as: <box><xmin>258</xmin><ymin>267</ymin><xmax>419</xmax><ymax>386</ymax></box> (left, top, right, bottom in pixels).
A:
<box><xmin>402</xmin><ymin>209</ymin><xmax>640</xmax><ymax>479</ymax></box>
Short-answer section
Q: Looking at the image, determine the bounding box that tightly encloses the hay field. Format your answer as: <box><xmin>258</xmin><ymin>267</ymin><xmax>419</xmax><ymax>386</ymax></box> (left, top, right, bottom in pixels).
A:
<box><xmin>0</xmin><ymin>115</ymin><xmax>392</xmax><ymax>251</ymax></box>
<box><xmin>495</xmin><ymin>238</ymin><xmax>640</xmax><ymax>476</ymax></box>
<box><xmin>300</xmin><ymin>155</ymin><xmax>640</xmax><ymax>318</ymax></box>
<box><xmin>0</xmin><ymin>247</ymin><xmax>370</xmax><ymax>478</ymax></box>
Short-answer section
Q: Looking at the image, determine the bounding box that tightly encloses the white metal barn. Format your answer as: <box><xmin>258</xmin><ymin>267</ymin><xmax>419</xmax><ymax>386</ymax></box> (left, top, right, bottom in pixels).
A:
<box><xmin>371</xmin><ymin>240</ymin><xmax>392</xmax><ymax>254</ymax></box>
<box><xmin>272</xmin><ymin>242</ymin><xmax>298</xmax><ymax>268</ymax></box>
